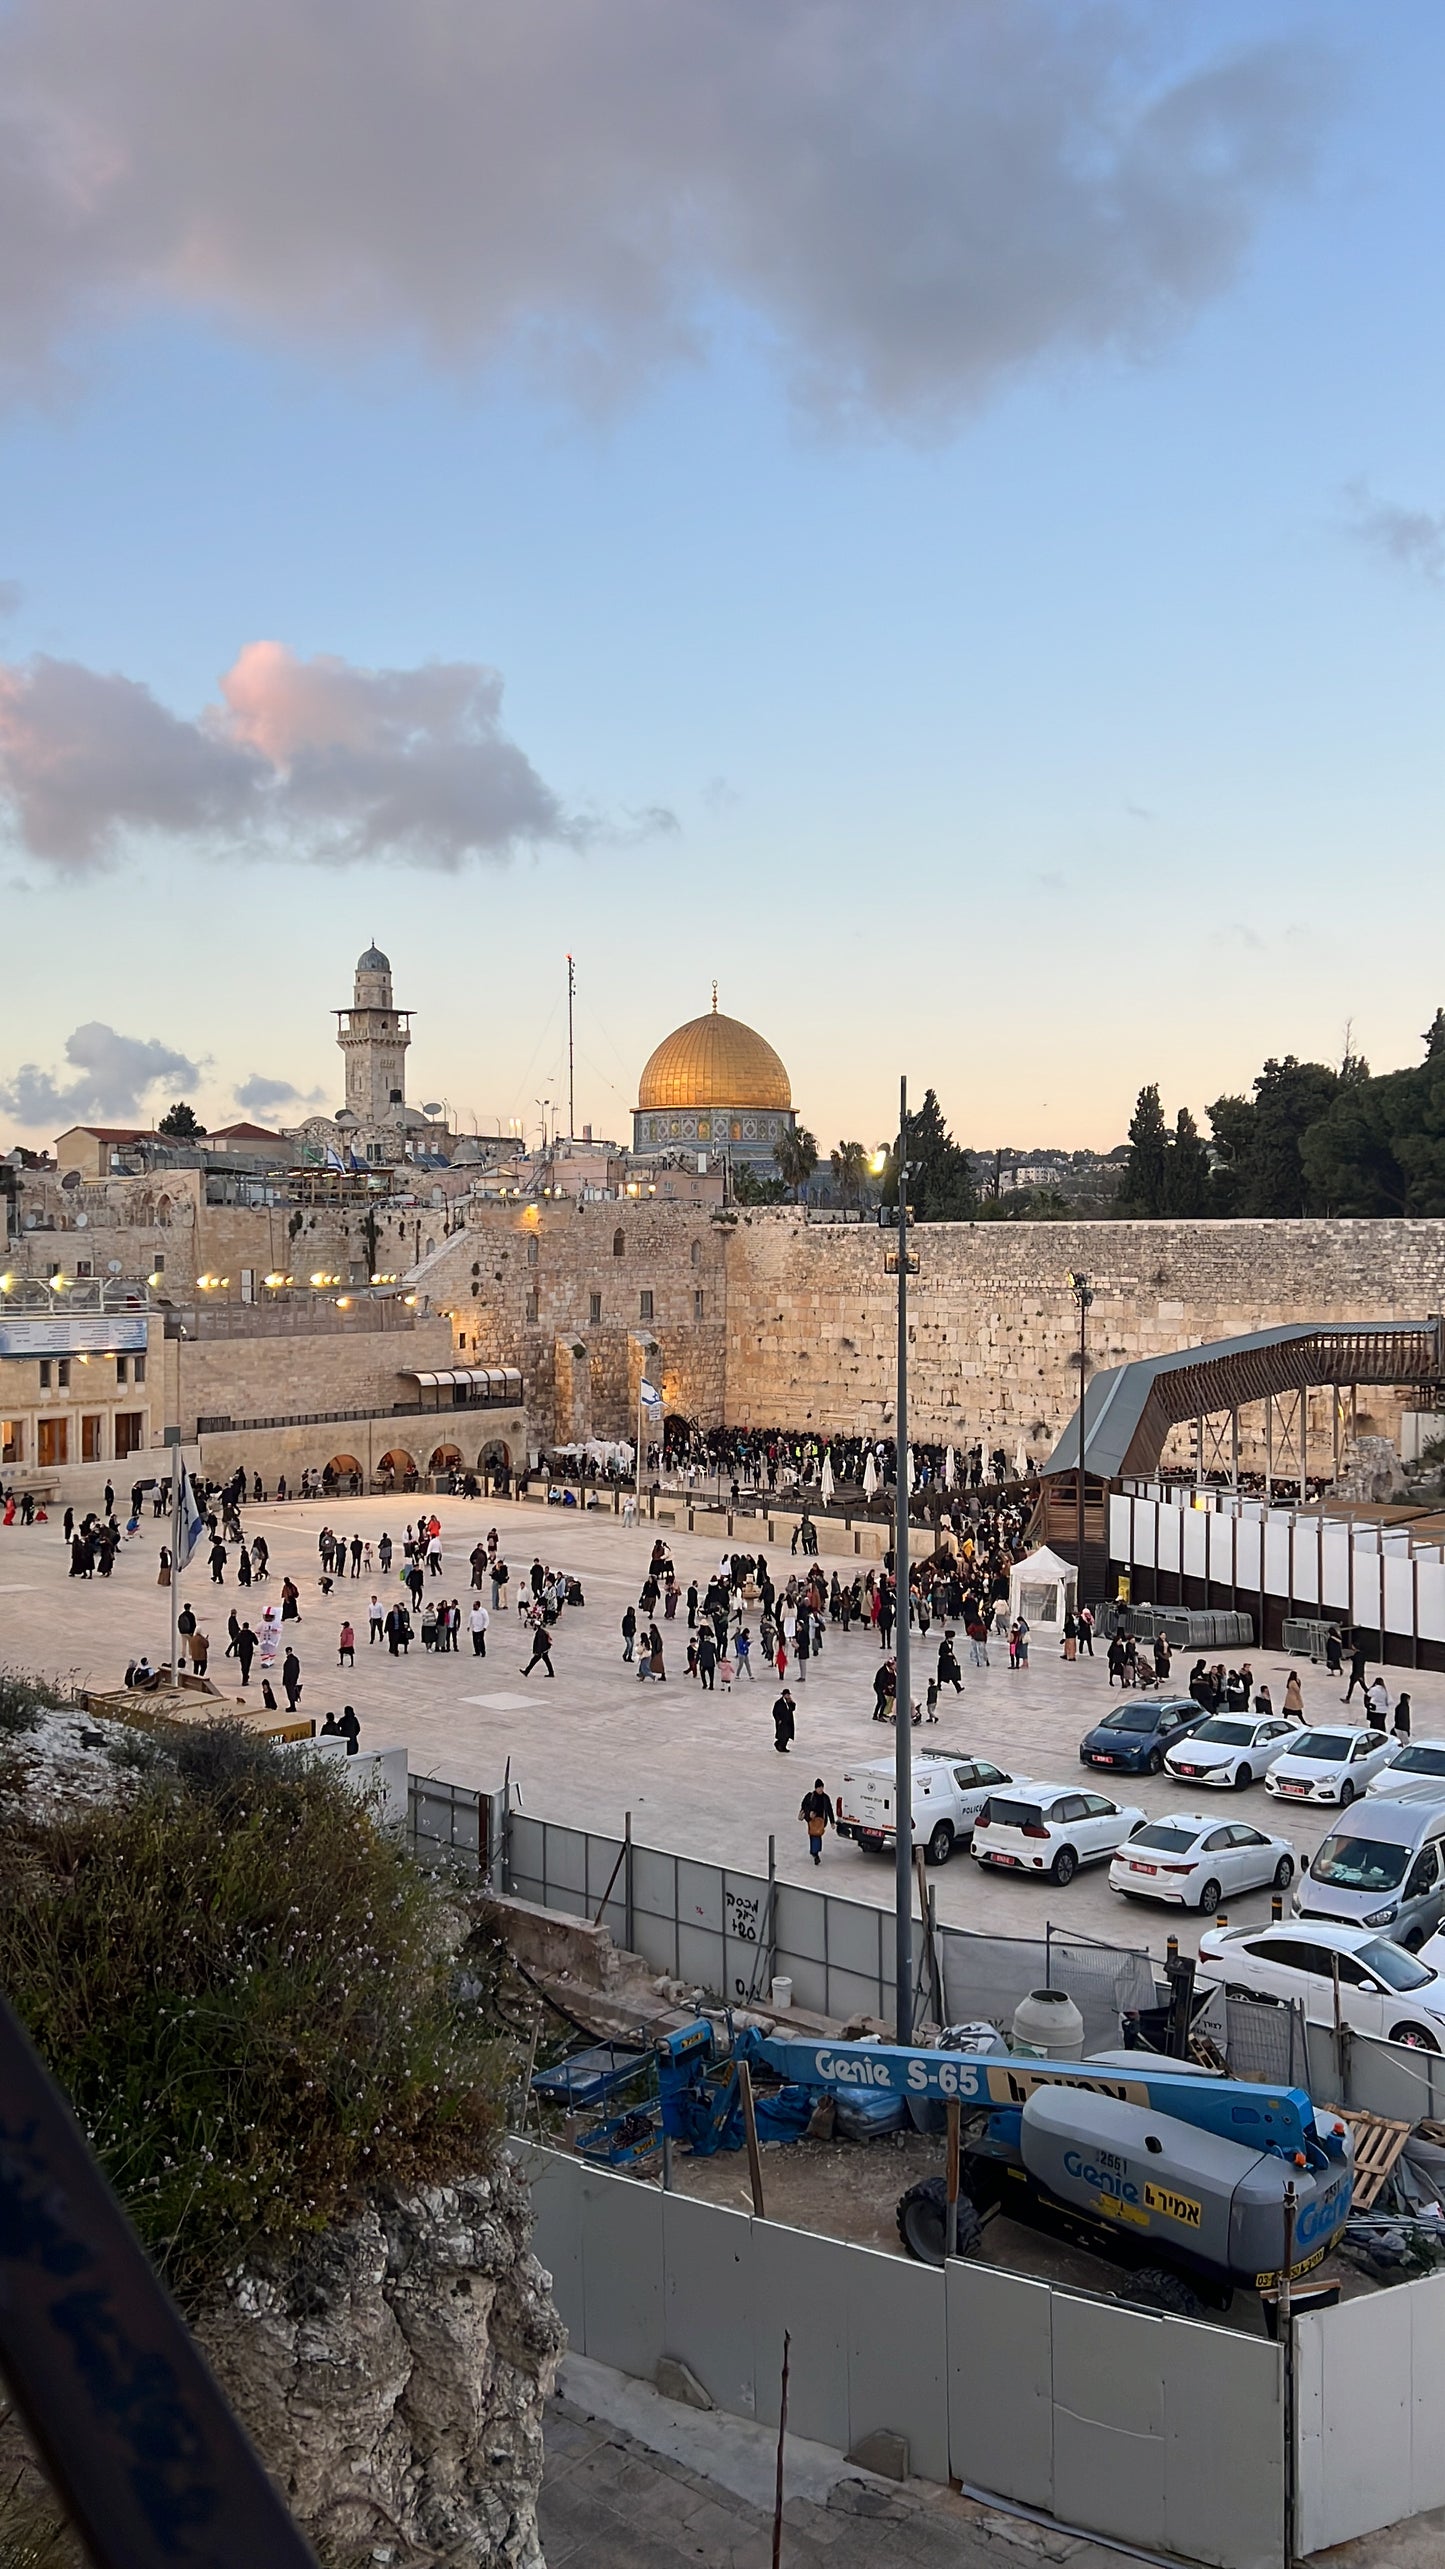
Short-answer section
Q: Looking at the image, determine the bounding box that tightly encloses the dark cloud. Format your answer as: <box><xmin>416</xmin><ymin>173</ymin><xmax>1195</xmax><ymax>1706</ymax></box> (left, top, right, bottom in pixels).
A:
<box><xmin>0</xmin><ymin>1020</ymin><xmax>201</xmax><ymax>1130</ymax></box>
<box><xmin>0</xmin><ymin>639</ymin><xmax>585</xmax><ymax>870</ymax></box>
<box><xmin>1344</xmin><ymin>482</ymin><xmax>1445</xmax><ymax>586</ymax></box>
<box><xmin>0</xmin><ymin>1</ymin><xmax>1332</xmax><ymax>424</ymax></box>
<box><xmin>233</xmin><ymin>1072</ymin><xmax>325</xmax><ymax>1115</ymax></box>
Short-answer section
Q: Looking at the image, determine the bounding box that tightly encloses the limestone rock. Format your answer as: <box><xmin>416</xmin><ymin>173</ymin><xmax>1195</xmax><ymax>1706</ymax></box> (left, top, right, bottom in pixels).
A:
<box><xmin>194</xmin><ymin>2160</ymin><xmax>564</xmax><ymax>2567</ymax></box>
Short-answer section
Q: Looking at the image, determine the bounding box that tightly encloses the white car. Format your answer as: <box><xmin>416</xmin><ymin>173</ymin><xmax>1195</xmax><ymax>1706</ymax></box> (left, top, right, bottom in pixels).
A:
<box><xmin>1198</xmin><ymin>1918</ymin><xmax>1445</xmax><ymax>2050</ymax></box>
<box><xmin>1163</xmin><ymin>1714</ymin><xmax>1297</xmax><ymax>1791</ymax></box>
<box><xmin>1366</xmin><ymin>1738</ymin><xmax>1445</xmax><ymax>1801</ymax></box>
<box><xmin>1109</xmin><ymin>1811</ymin><xmax>1296</xmax><ymax>1914</ymax></box>
<box><xmin>971</xmin><ymin>1783</ymin><xmax>1145</xmax><ymax>1887</ymax></box>
<box><xmin>1264</xmin><ymin>1726</ymin><xmax>1394</xmax><ymax>1808</ymax></box>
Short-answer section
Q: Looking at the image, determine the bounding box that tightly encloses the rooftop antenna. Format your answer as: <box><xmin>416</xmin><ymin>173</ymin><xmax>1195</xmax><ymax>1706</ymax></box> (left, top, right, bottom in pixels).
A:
<box><xmin>712</xmin><ymin>981</ymin><xmax>718</xmax><ymax>1012</ymax></box>
<box><xmin>567</xmin><ymin>954</ymin><xmax>576</xmax><ymax>1140</ymax></box>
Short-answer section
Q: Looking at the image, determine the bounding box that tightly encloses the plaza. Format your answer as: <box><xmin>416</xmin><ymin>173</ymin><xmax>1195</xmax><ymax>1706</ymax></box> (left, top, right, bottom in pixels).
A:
<box><xmin>5</xmin><ymin>1481</ymin><xmax>1432</xmax><ymax>1966</ymax></box>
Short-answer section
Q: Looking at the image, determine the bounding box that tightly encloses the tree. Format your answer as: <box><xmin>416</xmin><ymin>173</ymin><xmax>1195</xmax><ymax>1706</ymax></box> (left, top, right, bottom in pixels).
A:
<box><xmin>158</xmin><ymin>1101</ymin><xmax>205</xmax><ymax>1139</ymax></box>
<box><xmin>906</xmin><ymin>1089</ymin><xmax>976</xmax><ymax>1221</ymax></box>
<box><xmin>1162</xmin><ymin>1107</ymin><xmax>1211</xmax><ymax>1217</ymax></box>
<box><xmin>730</xmin><ymin>1162</ymin><xmax>787</xmax><ymax>1205</ymax></box>
<box><xmin>773</xmin><ymin>1126</ymin><xmax>819</xmax><ymax>1201</ymax></box>
<box><xmin>1205</xmin><ymin>1093</ymin><xmax>1254</xmax><ymax>1215</ymax></box>
<box><xmin>1118</xmin><ymin>1084</ymin><xmax>1169</xmax><ymax>1216</ymax></box>
<box><xmin>1243</xmin><ymin>1057</ymin><xmax>1340</xmax><ymax>1215</ymax></box>
<box><xmin>1424</xmin><ymin>1009</ymin><xmax>1445</xmax><ymax>1062</ymax></box>
<box><xmin>829</xmin><ymin>1140</ymin><xmax>870</xmax><ymax>1207</ymax></box>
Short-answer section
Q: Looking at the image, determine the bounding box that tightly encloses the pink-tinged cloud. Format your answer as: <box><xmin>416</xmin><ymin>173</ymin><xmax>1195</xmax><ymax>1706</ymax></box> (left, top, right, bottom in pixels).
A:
<box><xmin>0</xmin><ymin>1</ymin><xmax>1333</xmax><ymax>425</ymax></box>
<box><xmin>0</xmin><ymin>640</ymin><xmax>601</xmax><ymax>870</ymax></box>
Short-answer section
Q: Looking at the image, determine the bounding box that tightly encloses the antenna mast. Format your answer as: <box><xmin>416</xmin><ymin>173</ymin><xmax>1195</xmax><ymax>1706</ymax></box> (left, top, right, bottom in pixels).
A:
<box><xmin>566</xmin><ymin>954</ymin><xmax>576</xmax><ymax>1139</ymax></box>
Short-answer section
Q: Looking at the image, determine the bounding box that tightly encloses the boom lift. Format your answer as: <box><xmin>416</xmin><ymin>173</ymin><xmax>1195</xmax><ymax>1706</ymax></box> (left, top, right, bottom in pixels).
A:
<box><xmin>648</xmin><ymin>2020</ymin><xmax>1354</xmax><ymax>2315</ymax></box>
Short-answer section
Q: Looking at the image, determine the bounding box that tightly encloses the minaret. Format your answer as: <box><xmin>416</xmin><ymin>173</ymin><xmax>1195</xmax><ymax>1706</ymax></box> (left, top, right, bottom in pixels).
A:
<box><xmin>334</xmin><ymin>944</ymin><xmax>412</xmax><ymax>1124</ymax></box>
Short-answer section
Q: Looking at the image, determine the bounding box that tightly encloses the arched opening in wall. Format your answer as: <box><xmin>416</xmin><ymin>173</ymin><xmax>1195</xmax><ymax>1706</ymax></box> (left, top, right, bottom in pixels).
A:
<box><xmin>612</xmin><ymin>1228</ymin><xmax>625</xmax><ymax>1257</ymax></box>
<box><xmin>526</xmin><ymin>1236</ymin><xmax>538</xmax><ymax>1267</ymax></box>
<box><xmin>690</xmin><ymin>1239</ymin><xmax>702</xmax><ymax>1267</ymax></box>
<box><xmin>378</xmin><ymin>1447</ymin><xmax>419</xmax><ymax>1491</ymax></box>
<box><xmin>323</xmin><ymin>1453</ymin><xmax>364</xmax><ymax>1494</ymax></box>
<box><xmin>478</xmin><ymin>1439</ymin><xmax>512</xmax><ymax>1471</ymax></box>
<box><xmin>429</xmin><ymin>1443</ymin><xmax>463</xmax><ymax>1472</ymax></box>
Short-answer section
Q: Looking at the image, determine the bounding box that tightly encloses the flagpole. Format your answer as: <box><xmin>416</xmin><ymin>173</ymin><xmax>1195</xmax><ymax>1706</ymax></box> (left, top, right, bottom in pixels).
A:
<box><xmin>169</xmin><ymin>1440</ymin><xmax>182</xmax><ymax>1686</ymax></box>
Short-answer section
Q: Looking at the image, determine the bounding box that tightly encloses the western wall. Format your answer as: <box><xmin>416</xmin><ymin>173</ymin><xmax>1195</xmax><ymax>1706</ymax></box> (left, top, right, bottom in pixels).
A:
<box><xmin>427</xmin><ymin>1205</ymin><xmax>1445</xmax><ymax>1460</ymax></box>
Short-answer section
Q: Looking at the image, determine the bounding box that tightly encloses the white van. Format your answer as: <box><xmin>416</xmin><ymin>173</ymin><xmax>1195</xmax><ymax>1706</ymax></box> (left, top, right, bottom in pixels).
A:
<box><xmin>1295</xmin><ymin>1796</ymin><xmax>1445</xmax><ymax>1946</ymax></box>
<box><xmin>835</xmin><ymin>1751</ymin><xmax>1032</xmax><ymax>1867</ymax></box>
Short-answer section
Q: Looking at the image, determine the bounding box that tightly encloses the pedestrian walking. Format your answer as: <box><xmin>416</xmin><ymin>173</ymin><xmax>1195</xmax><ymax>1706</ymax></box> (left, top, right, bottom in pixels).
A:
<box><xmin>1283</xmin><ymin>1668</ymin><xmax>1305</xmax><ymax>1721</ymax></box>
<box><xmin>368</xmin><ymin>1593</ymin><xmax>384</xmax><ymax>1645</ymax></box>
<box><xmin>236</xmin><ymin>1621</ymin><xmax>256</xmax><ymax>1684</ymax></box>
<box><xmin>1078</xmin><ymin>1603</ymin><xmax>1095</xmax><ymax>1656</ymax></box>
<box><xmin>338</xmin><ymin>1619</ymin><xmax>355</xmax><ymax>1667</ymax></box>
<box><xmin>520</xmin><ymin>1625</ymin><xmax>555</xmax><ymax>1677</ymax></box>
<box><xmin>470</xmin><ymin>1599</ymin><xmax>490</xmax><ymax>1656</ymax></box>
<box><xmin>772</xmin><ymin>1689</ymin><xmax>796</xmax><ymax>1754</ymax></box>
<box><xmin>621</xmin><ymin>1604</ymin><xmax>637</xmax><ymax>1662</ymax></box>
<box><xmin>281</xmin><ymin>1648</ymin><xmax>303</xmax><ymax>1713</ymax></box>
<box><xmin>1342</xmin><ymin>1640</ymin><xmax>1369</xmax><ymax>1703</ymax></box>
<box><xmin>799</xmin><ymin>1779</ymin><xmax>834</xmax><ymax>1864</ymax></box>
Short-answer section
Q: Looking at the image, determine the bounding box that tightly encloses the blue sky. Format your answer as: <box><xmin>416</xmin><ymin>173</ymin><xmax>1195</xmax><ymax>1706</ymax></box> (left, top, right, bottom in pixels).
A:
<box><xmin>1</xmin><ymin>0</ymin><xmax>1442</xmax><ymax>1152</ymax></box>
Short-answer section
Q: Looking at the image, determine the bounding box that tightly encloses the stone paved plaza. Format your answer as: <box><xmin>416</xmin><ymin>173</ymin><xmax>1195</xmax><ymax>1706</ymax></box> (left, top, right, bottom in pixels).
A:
<box><xmin>7</xmin><ymin>1483</ymin><xmax>1440</xmax><ymax>1963</ymax></box>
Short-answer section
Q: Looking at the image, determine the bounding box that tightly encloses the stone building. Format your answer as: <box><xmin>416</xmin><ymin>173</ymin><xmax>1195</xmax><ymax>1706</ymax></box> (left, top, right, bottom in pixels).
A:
<box><xmin>631</xmin><ymin>992</ymin><xmax>798</xmax><ymax>1166</ymax></box>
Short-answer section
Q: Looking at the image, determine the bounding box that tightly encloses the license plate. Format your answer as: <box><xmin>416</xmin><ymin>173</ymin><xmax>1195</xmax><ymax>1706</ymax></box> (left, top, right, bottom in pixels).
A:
<box><xmin>1177</xmin><ymin>1765</ymin><xmax>1201</xmax><ymax>1777</ymax></box>
<box><xmin>1277</xmin><ymin>1783</ymin><xmax>1307</xmax><ymax>1797</ymax></box>
<box><xmin>1130</xmin><ymin>1862</ymin><xmax>1158</xmax><ymax>1876</ymax></box>
<box><xmin>1093</xmin><ymin>1754</ymin><xmax>1116</xmax><ymax>1765</ymax></box>
<box><xmin>986</xmin><ymin>1853</ymin><xmax>1023</xmax><ymax>1869</ymax></box>
<box><xmin>859</xmin><ymin>1832</ymin><xmax>885</xmax><ymax>1848</ymax></box>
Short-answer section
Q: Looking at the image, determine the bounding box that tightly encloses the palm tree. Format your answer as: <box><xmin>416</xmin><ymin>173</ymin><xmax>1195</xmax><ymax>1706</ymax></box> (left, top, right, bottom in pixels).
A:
<box><xmin>773</xmin><ymin>1125</ymin><xmax>819</xmax><ymax>1202</ymax></box>
<box><xmin>829</xmin><ymin>1140</ymin><xmax>869</xmax><ymax>1207</ymax></box>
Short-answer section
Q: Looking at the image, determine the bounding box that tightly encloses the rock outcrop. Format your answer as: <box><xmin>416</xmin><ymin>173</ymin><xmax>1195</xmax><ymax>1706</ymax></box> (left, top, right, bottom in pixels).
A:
<box><xmin>194</xmin><ymin>2162</ymin><xmax>564</xmax><ymax>2567</ymax></box>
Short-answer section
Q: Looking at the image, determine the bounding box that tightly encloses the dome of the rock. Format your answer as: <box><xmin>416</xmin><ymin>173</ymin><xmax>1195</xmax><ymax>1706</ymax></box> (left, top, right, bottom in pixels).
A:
<box><xmin>638</xmin><ymin>1002</ymin><xmax>792</xmax><ymax>1114</ymax></box>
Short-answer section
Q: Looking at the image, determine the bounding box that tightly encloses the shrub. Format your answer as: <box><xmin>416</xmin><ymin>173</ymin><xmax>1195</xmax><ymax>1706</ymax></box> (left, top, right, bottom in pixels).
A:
<box><xmin>0</xmin><ymin>1716</ymin><xmax>503</xmax><ymax>2308</ymax></box>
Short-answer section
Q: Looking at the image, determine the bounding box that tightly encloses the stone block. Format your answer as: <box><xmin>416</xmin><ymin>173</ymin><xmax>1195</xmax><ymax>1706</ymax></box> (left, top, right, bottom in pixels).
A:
<box><xmin>845</xmin><ymin>2429</ymin><xmax>909</xmax><ymax>2480</ymax></box>
<box><xmin>655</xmin><ymin>2355</ymin><xmax>714</xmax><ymax>2410</ymax></box>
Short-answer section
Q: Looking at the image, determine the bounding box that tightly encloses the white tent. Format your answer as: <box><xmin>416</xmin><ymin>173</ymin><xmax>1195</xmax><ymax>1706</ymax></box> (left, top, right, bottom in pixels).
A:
<box><xmin>1007</xmin><ymin>1543</ymin><xmax>1078</xmax><ymax>1638</ymax></box>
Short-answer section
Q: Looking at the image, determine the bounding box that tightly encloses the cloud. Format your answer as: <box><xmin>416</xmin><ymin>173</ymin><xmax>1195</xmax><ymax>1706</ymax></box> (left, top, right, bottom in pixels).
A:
<box><xmin>1344</xmin><ymin>482</ymin><xmax>1445</xmax><ymax>586</ymax></box>
<box><xmin>0</xmin><ymin>1020</ymin><xmax>201</xmax><ymax>1131</ymax></box>
<box><xmin>0</xmin><ymin>1</ymin><xmax>1332</xmax><ymax>425</ymax></box>
<box><xmin>0</xmin><ymin>638</ymin><xmax>584</xmax><ymax>869</ymax></box>
<box><xmin>233</xmin><ymin>1072</ymin><xmax>325</xmax><ymax>1115</ymax></box>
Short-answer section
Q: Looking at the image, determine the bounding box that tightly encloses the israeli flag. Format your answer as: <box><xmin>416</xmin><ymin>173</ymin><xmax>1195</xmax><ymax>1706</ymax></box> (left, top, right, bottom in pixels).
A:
<box><xmin>176</xmin><ymin>1466</ymin><xmax>207</xmax><ymax>1572</ymax></box>
<box><xmin>639</xmin><ymin>1378</ymin><xmax>663</xmax><ymax>1412</ymax></box>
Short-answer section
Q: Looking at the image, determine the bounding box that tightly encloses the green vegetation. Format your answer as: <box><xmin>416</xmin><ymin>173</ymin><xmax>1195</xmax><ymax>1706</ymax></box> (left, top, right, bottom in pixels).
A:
<box><xmin>0</xmin><ymin>1711</ymin><xmax>503</xmax><ymax>2309</ymax></box>
<box><xmin>156</xmin><ymin>1100</ymin><xmax>206</xmax><ymax>1139</ymax></box>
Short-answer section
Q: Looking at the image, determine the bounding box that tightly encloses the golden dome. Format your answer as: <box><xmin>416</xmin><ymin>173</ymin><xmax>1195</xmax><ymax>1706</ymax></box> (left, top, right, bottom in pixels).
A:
<box><xmin>638</xmin><ymin>996</ymin><xmax>792</xmax><ymax>1113</ymax></box>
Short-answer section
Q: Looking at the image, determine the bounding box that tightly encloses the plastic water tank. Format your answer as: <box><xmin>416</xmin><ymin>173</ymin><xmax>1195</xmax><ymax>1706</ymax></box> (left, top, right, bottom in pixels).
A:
<box><xmin>1011</xmin><ymin>1988</ymin><xmax>1085</xmax><ymax>2060</ymax></box>
<box><xmin>770</xmin><ymin>1975</ymin><xmax>794</xmax><ymax>2011</ymax></box>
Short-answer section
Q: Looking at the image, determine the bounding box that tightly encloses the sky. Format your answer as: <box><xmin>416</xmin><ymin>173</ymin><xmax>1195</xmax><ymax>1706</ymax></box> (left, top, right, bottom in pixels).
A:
<box><xmin>0</xmin><ymin>0</ymin><xmax>1443</xmax><ymax>1155</ymax></box>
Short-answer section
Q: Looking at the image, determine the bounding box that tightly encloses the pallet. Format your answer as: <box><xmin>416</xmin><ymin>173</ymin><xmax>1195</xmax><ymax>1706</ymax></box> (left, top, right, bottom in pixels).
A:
<box><xmin>1335</xmin><ymin>2110</ymin><xmax>1413</xmax><ymax>2210</ymax></box>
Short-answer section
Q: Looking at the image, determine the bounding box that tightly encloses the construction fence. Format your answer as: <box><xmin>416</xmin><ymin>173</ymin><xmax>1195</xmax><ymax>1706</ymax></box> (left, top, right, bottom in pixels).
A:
<box><xmin>517</xmin><ymin>2140</ymin><xmax>1287</xmax><ymax>2569</ymax></box>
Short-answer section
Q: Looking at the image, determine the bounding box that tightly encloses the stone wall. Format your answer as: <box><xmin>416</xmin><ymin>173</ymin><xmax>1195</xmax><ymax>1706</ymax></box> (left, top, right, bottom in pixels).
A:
<box><xmin>424</xmin><ymin>1206</ymin><xmax>1445</xmax><ymax>1462</ymax></box>
<box><xmin>162</xmin><ymin>1312</ymin><xmax>458</xmax><ymax>1437</ymax></box>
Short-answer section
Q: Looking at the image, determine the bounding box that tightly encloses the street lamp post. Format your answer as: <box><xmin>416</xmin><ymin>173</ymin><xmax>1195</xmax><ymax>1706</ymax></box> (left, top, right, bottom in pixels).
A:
<box><xmin>1068</xmin><ymin>1272</ymin><xmax>1095</xmax><ymax>1612</ymax></box>
<box><xmin>890</xmin><ymin>1085</ymin><xmax>914</xmax><ymax>2043</ymax></box>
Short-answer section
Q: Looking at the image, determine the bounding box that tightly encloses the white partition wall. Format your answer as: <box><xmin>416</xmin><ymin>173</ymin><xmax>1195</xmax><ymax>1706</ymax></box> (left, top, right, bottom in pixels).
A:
<box><xmin>518</xmin><ymin>2144</ymin><xmax>1285</xmax><ymax>2568</ymax></box>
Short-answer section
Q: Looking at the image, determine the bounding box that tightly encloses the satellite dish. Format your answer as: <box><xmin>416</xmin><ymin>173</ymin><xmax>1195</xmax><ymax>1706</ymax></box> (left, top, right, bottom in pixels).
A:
<box><xmin>107</xmin><ymin>1259</ymin><xmax>122</xmax><ymax>1274</ymax></box>
<box><xmin>423</xmin><ymin>1102</ymin><xmax>443</xmax><ymax>1117</ymax></box>
<box><xmin>74</xmin><ymin>1213</ymin><xmax>88</xmax><ymax>1227</ymax></box>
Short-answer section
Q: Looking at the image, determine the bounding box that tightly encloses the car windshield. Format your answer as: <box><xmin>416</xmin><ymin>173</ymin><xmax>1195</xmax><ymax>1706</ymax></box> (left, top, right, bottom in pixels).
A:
<box><xmin>1098</xmin><ymin>1709</ymin><xmax>1158</xmax><ymax>1734</ymax></box>
<box><xmin>1391</xmin><ymin>1746</ymin><xmax>1445</xmax><ymax>1775</ymax></box>
<box><xmin>1357</xmin><ymin>1938</ymin><xmax>1435</xmax><ymax>1992</ymax></box>
<box><xmin>1309</xmin><ymin>1834</ymin><xmax>1409</xmax><ymax>1893</ymax></box>
<box><xmin>1192</xmin><ymin>1721</ymin><xmax>1254</xmax><ymax>1745</ymax></box>
<box><xmin>1127</xmin><ymin>1826</ymin><xmax>1200</xmax><ymax>1854</ymax></box>
<box><xmin>1288</xmin><ymin>1733</ymin><xmax>1350</xmax><ymax>1762</ymax></box>
<box><xmin>986</xmin><ymin>1800</ymin><xmax>1042</xmax><ymax>1830</ymax></box>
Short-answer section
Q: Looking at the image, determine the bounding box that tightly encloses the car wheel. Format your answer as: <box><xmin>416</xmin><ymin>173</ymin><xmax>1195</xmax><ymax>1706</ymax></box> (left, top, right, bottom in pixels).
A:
<box><xmin>1147</xmin><ymin>1750</ymin><xmax>1164</xmax><ymax>1776</ymax></box>
<box><xmin>1339</xmin><ymin>1780</ymin><xmax>1356</xmax><ymax>1808</ymax></box>
<box><xmin>1117</xmin><ymin>2265</ymin><xmax>1205</xmax><ymax>2320</ymax></box>
<box><xmin>1390</xmin><ymin>2023</ymin><xmax>1440</xmax><ymax>2052</ymax></box>
<box><xmin>926</xmin><ymin>1822</ymin><xmax>954</xmax><ymax>1867</ymax></box>
<box><xmin>896</xmin><ymin>2178</ymin><xmax>984</xmax><ymax>2266</ymax></box>
<box><xmin>1197</xmin><ymin>1879</ymin><xmax>1222</xmax><ymax>1916</ymax></box>
<box><xmin>1051</xmin><ymin>1846</ymin><xmax>1078</xmax><ymax>1887</ymax></box>
<box><xmin>1235</xmin><ymin>1766</ymin><xmax>1254</xmax><ymax>1790</ymax></box>
<box><xmin>1272</xmin><ymin>1855</ymin><xmax>1294</xmax><ymax>1888</ymax></box>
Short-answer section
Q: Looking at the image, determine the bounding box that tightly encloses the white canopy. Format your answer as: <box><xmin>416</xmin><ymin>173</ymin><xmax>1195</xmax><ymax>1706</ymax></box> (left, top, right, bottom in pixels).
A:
<box><xmin>1007</xmin><ymin>1543</ymin><xmax>1078</xmax><ymax>1636</ymax></box>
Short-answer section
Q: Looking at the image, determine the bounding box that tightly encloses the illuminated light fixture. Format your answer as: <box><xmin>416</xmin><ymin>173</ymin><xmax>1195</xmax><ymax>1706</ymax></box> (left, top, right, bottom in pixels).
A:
<box><xmin>264</xmin><ymin>1271</ymin><xmax>287</xmax><ymax>1288</ymax></box>
<box><xmin>309</xmin><ymin>1271</ymin><xmax>329</xmax><ymax>1288</ymax></box>
<box><xmin>335</xmin><ymin>1295</ymin><xmax>352</xmax><ymax>1310</ymax></box>
<box><xmin>48</xmin><ymin>1271</ymin><xmax>66</xmax><ymax>1289</ymax></box>
<box><xmin>146</xmin><ymin>1270</ymin><xmax>164</xmax><ymax>1288</ymax></box>
<box><xmin>403</xmin><ymin>1293</ymin><xmax>418</xmax><ymax>1307</ymax></box>
<box><xmin>0</xmin><ymin>1273</ymin><xmax>12</xmax><ymax>1293</ymax></box>
<box><xmin>870</xmin><ymin>1147</ymin><xmax>889</xmax><ymax>1174</ymax></box>
<box><xmin>196</xmin><ymin>1273</ymin><xmax>220</xmax><ymax>1290</ymax></box>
